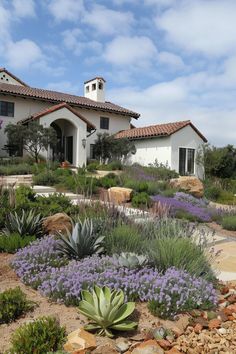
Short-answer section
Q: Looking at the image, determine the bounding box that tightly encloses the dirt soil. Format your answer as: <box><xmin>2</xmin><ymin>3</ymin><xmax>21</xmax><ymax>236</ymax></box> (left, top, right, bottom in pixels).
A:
<box><xmin>208</xmin><ymin>222</ymin><xmax>236</xmax><ymax>239</ymax></box>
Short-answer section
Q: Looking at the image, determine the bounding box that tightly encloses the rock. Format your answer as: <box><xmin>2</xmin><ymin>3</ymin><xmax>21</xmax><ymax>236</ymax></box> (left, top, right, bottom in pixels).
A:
<box><xmin>43</xmin><ymin>212</ymin><xmax>72</xmax><ymax>235</ymax></box>
<box><xmin>208</xmin><ymin>319</ymin><xmax>221</xmax><ymax>329</ymax></box>
<box><xmin>108</xmin><ymin>187</ymin><xmax>133</xmax><ymax>204</ymax></box>
<box><xmin>227</xmin><ymin>294</ymin><xmax>236</xmax><ymax>304</ymax></box>
<box><xmin>115</xmin><ymin>338</ymin><xmax>130</xmax><ymax>353</ymax></box>
<box><xmin>220</xmin><ymin>286</ymin><xmax>230</xmax><ymax>295</ymax></box>
<box><xmin>218</xmin><ymin>327</ymin><xmax>227</xmax><ymax>335</ymax></box>
<box><xmin>63</xmin><ymin>328</ymin><xmax>96</xmax><ymax>353</ymax></box>
<box><xmin>217</xmin><ymin>311</ymin><xmax>228</xmax><ymax>322</ymax></box>
<box><xmin>165</xmin><ymin>348</ymin><xmax>182</xmax><ymax>354</ymax></box>
<box><xmin>92</xmin><ymin>343</ymin><xmax>118</xmax><ymax>354</ymax></box>
<box><xmin>164</xmin><ymin>315</ymin><xmax>190</xmax><ymax>337</ymax></box>
<box><xmin>194</xmin><ymin>323</ymin><xmax>203</xmax><ymax>334</ymax></box>
<box><xmin>131</xmin><ymin>340</ymin><xmax>164</xmax><ymax>354</ymax></box>
<box><xmin>153</xmin><ymin>327</ymin><xmax>166</xmax><ymax>340</ymax></box>
<box><xmin>192</xmin><ymin>316</ymin><xmax>209</xmax><ymax>329</ymax></box>
<box><xmin>227</xmin><ymin>304</ymin><xmax>236</xmax><ymax>313</ymax></box>
<box><xmin>207</xmin><ymin>311</ymin><xmax>218</xmax><ymax>320</ymax></box>
<box><xmin>156</xmin><ymin>339</ymin><xmax>171</xmax><ymax>350</ymax></box>
<box><xmin>169</xmin><ymin>176</ymin><xmax>204</xmax><ymax>198</ymax></box>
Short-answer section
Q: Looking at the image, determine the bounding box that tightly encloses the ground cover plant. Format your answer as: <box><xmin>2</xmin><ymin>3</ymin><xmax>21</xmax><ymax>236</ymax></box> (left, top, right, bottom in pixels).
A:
<box><xmin>8</xmin><ymin>316</ymin><xmax>66</xmax><ymax>354</ymax></box>
<box><xmin>0</xmin><ymin>287</ymin><xmax>35</xmax><ymax>324</ymax></box>
<box><xmin>0</xmin><ymin>233</ymin><xmax>36</xmax><ymax>253</ymax></box>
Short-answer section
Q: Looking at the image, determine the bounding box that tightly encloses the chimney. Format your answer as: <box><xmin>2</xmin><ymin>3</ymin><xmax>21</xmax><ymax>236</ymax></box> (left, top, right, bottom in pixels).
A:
<box><xmin>84</xmin><ymin>77</ymin><xmax>106</xmax><ymax>102</ymax></box>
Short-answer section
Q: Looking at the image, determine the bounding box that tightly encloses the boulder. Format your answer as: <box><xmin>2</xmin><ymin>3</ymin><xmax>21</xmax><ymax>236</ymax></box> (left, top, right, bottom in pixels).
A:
<box><xmin>108</xmin><ymin>187</ymin><xmax>133</xmax><ymax>204</ymax></box>
<box><xmin>169</xmin><ymin>176</ymin><xmax>204</xmax><ymax>198</ymax></box>
<box><xmin>43</xmin><ymin>212</ymin><xmax>72</xmax><ymax>235</ymax></box>
<box><xmin>131</xmin><ymin>340</ymin><xmax>164</xmax><ymax>354</ymax></box>
<box><xmin>63</xmin><ymin>328</ymin><xmax>96</xmax><ymax>353</ymax></box>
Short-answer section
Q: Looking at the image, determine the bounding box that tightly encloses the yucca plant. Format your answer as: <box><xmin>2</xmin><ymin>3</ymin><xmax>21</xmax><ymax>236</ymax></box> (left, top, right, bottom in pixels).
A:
<box><xmin>3</xmin><ymin>210</ymin><xmax>43</xmax><ymax>238</ymax></box>
<box><xmin>56</xmin><ymin>219</ymin><xmax>104</xmax><ymax>260</ymax></box>
<box><xmin>115</xmin><ymin>252</ymin><xmax>149</xmax><ymax>269</ymax></box>
<box><xmin>78</xmin><ymin>285</ymin><xmax>137</xmax><ymax>337</ymax></box>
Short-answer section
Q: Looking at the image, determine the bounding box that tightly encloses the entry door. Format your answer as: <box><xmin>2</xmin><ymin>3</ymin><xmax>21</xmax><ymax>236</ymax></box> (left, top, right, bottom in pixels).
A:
<box><xmin>66</xmin><ymin>136</ymin><xmax>73</xmax><ymax>164</ymax></box>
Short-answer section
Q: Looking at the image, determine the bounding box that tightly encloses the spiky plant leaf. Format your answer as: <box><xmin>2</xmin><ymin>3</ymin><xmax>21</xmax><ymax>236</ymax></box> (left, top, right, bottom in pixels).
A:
<box><xmin>78</xmin><ymin>286</ymin><xmax>137</xmax><ymax>337</ymax></box>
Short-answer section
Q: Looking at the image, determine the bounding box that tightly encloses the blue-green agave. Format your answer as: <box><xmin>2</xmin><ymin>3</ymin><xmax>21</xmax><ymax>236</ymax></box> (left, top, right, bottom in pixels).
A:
<box><xmin>78</xmin><ymin>285</ymin><xmax>137</xmax><ymax>337</ymax></box>
<box><xmin>56</xmin><ymin>219</ymin><xmax>104</xmax><ymax>260</ymax></box>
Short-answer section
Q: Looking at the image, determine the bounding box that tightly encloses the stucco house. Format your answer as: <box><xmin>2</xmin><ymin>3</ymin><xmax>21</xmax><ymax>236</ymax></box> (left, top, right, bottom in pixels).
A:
<box><xmin>0</xmin><ymin>68</ymin><xmax>206</xmax><ymax>177</ymax></box>
<box><xmin>115</xmin><ymin>121</ymin><xmax>207</xmax><ymax>178</ymax></box>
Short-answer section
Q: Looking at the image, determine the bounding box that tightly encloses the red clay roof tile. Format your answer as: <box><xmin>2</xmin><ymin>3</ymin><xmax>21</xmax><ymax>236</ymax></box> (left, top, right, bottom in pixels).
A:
<box><xmin>115</xmin><ymin>120</ymin><xmax>207</xmax><ymax>142</ymax></box>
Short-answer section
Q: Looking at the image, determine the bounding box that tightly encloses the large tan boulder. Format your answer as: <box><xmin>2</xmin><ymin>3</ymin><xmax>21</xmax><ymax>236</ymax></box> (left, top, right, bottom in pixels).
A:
<box><xmin>63</xmin><ymin>328</ymin><xmax>97</xmax><ymax>353</ymax></box>
<box><xmin>43</xmin><ymin>212</ymin><xmax>72</xmax><ymax>235</ymax></box>
<box><xmin>108</xmin><ymin>187</ymin><xmax>133</xmax><ymax>204</ymax></box>
<box><xmin>170</xmin><ymin>176</ymin><xmax>204</xmax><ymax>198</ymax></box>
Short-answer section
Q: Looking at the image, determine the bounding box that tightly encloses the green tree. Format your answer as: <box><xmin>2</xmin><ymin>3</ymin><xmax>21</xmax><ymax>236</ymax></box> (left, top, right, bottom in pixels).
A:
<box><xmin>93</xmin><ymin>133</ymin><xmax>136</xmax><ymax>163</ymax></box>
<box><xmin>197</xmin><ymin>143</ymin><xmax>236</xmax><ymax>179</ymax></box>
<box><xmin>5</xmin><ymin>122</ymin><xmax>57</xmax><ymax>163</ymax></box>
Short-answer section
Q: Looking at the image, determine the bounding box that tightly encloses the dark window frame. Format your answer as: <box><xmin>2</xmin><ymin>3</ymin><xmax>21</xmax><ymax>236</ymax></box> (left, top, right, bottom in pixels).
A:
<box><xmin>0</xmin><ymin>101</ymin><xmax>15</xmax><ymax>117</ymax></box>
<box><xmin>100</xmin><ymin>116</ymin><xmax>109</xmax><ymax>130</ymax></box>
<box><xmin>179</xmin><ymin>147</ymin><xmax>195</xmax><ymax>175</ymax></box>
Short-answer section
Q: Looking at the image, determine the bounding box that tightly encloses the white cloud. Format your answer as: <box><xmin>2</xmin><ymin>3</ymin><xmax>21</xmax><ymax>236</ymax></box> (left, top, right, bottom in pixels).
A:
<box><xmin>157</xmin><ymin>0</ymin><xmax>236</xmax><ymax>56</ymax></box>
<box><xmin>83</xmin><ymin>5</ymin><xmax>134</xmax><ymax>35</ymax></box>
<box><xmin>0</xmin><ymin>3</ymin><xmax>11</xmax><ymax>38</ymax></box>
<box><xmin>47</xmin><ymin>0</ymin><xmax>84</xmax><ymax>22</ymax></box>
<box><xmin>5</xmin><ymin>39</ymin><xmax>43</xmax><ymax>69</ymax></box>
<box><xmin>12</xmin><ymin>0</ymin><xmax>35</xmax><ymax>18</ymax></box>
<box><xmin>104</xmin><ymin>35</ymin><xmax>158</xmax><ymax>66</ymax></box>
<box><xmin>62</xmin><ymin>28</ymin><xmax>102</xmax><ymax>56</ymax></box>
<box><xmin>158</xmin><ymin>51</ymin><xmax>185</xmax><ymax>70</ymax></box>
<box><xmin>108</xmin><ymin>66</ymin><xmax>236</xmax><ymax>146</ymax></box>
<box><xmin>46</xmin><ymin>81</ymin><xmax>80</xmax><ymax>94</ymax></box>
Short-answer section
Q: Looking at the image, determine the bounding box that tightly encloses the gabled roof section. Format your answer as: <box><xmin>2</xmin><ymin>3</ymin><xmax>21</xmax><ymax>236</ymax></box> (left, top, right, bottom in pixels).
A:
<box><xmin>0</xmin><ymin>82</ymin><xmax>139</xmax><ymax>119</ymax></box>
<box><xmin>115</xmin><ymin>120</ymin><xmax>207</xmax><ymax>142</ymax></box>
<box><xmin>17</xmin><ymin>102</ymin><xmax>96</xmax><ymax>130</ymax></box>
<box><xmin>0</xmin><ymin>68</ymin><xmax>28</xmax><ymax>86</ymax></box>
<box><xmin>84</xmin><ymin>77</ymin><xmax>106</xmax><ymax>84</ymax></box>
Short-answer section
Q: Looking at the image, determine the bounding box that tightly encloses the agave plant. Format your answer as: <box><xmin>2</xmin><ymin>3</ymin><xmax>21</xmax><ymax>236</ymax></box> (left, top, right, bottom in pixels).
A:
<box><xmin>3</xmin><ymin>210</ymin><xmax>43</xmax><ymax>238</ymax></box>
<box><xmin>78</xmin><ymin>285</ymin><xmax>137</xmax><ymax>337</ymax></box>
<box><xmin>56</xmin><ymin>218</ymin><xmax>104</xmax><ymax>260</ymax></box>
<box><xmin>115</xmin><ymin>252</ymin><xmax>149</xmax><ymax>269</ymax></box>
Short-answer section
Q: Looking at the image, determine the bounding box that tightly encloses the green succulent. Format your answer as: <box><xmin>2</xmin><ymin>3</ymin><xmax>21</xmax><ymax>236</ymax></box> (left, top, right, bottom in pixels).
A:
<box><xmin>56</xmin><ymin>219</ymin><xmax>104</xmax><ymax>260</ymax></box>
<box><xmin>2</xmin><ymin>210</ymin><xmax>43</xmax><ymax>238</ymax></box>
<box><xmin>115</xmin><ymin>252</ymin><xmax>149</xmax><ymax>269</ymax></box>
<box><xmin>78</xmin><ymin>285</ymin><xmax>137</xmax><ymax>337</ymax></box>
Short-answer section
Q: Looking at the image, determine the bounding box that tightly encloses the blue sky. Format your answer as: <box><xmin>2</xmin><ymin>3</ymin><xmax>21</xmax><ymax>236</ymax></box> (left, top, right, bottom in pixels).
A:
<box><xmin>1</xmin><ymin>0</ymin><xmax>236</xmax><ymax>146</ymax></box>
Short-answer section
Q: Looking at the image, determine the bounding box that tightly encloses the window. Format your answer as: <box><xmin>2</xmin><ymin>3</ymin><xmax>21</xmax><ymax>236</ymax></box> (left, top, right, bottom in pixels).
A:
<box><xmin>86</xmin><ymin>85</ymin><xmax>90</xmax><ymax>93</ymax></box>
<box><xmin>0</xmin><ymin>101</ymin><xmax>14</xmax><ymax>117</ymax></box>
<box><xmin>90</xmin><ymin>144</ymin><xmax>96</xmax><ymax>159</ymax></box>
<box><xmin>100</xmin><ymin>117</ymin><xmax>109</xmax><ymax>130</ymax></box>
<box><xmin>92</xmin><ymin>83</ymin><xmax>96</xmax><ymax>91</ymax></box>
<box><xmin>98</xmin><ymin>82</ymin><xmax>103</xmax><ymax>90</ymax></box>
<box><xmin>179</xmin><ymin>148</ymin><xmax>195</xmax><ymax>175</ymax></box>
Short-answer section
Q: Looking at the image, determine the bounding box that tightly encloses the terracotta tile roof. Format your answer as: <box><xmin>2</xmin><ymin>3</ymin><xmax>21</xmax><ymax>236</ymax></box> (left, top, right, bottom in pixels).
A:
<box><xmin>115</xmin><ymin>120</ymin><xmax>207</xmax><ymax>142</ymax></box>
<box><xmin>0</xmin><ymin>82</ymin><xmax>139</xmax><ymax>118</ymax></box>
<box><xmin>17</xmin><ymin>102</ymin><xmax>96</xmax><ymax>130</ymax></box>
<box><xmin>0</xmin><ymin>68</ymin><xmax>28</xmax><ymax>87</ymax></box>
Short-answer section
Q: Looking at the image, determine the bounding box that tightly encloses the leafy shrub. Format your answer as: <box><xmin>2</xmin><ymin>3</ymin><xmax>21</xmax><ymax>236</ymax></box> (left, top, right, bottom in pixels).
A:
<box><xmin>174</xmin><ymin>209</ymin><xmax>202</xmax><ymax>222</ymax></box>
<box><xmin>87</xmin><ymin>161</ymin><xmax>99</xmax><ymax>172</ymax></box>
<box><xmin>15</xmin><ymin>185</ymin><xmax>36</xmax><ymax>209</ymax></box>
<box><xmin>0</xmin><ymin>233</ymin><xmax>36</xmax><ymax>253</ymax></box>
<box><xmin>104</xmin><ymin>224</ymin><xmax>143</xmax><ymax>255</ymax></box>
<box><xmin>222</xmin><ymin>215</ymin><xmax>236</xmax><ymax>230</ymax></box>
<box><xmin>125</xmin><ymin>180</ymin><xmax>149</xmax><ymax>193</ymax></box>
<box><xmin>161</xmin><ymin>188</ymin><xmax>177</xmax><ymax>197</ymax></box>
<box><xmin>3</xmin><ymin>210</ymin><xmax>43</xmax><ymax>238</ymax></box>
<box><xmin>33</xmin><ymin>170</ymin><xmax>61</xmax><ymax>186</ymax></box>
<box><xmin>147</xmin><ymin>237</ymin><xmax>215</xmax><ymax>281</ymax></box>
<box><xmin>57</xmin><ymin>219</ymin><xmax>105</xmax><ymax>260</ymax></box>
<box><xmin>0</xmin><ymin>163</ymin><xmax>33</xmax><ymax>176</ymax></box>
<box><xmin>9</xmin><ymin>316</ymin><xmax>66</xmax><ymax>354</ymax></box>
<box><xmin>205</xmin><ymin>185</ymin><xmax>222</xmax><ymax>201</ymax></box>
<box><xmin>131</xmin><ymin>192</ymin><xmax>152</xmax><ymax>208</ymax></box>
<box><xmin>99</xmin><ymin>173</ymin><xmax>120</xmax><ymax>189</ymax></box>
<box><xmin>98</xmin><ymin>161</ymin><xmax>122</xmax><ymax>171</ymax></box>
<box><xmin>78</xmin><ymin>285</ymin><xmax>137</xmax><ymax>337</ymax></box>
<box><xmin>0</xmin><ymin>287</ymin><xmax>35</xmax><ymax>324</ymax></box>
<box><xmin>217</xmin><ymin>190</ymin><xmax>236</xmax><ymax>205</ymax></box>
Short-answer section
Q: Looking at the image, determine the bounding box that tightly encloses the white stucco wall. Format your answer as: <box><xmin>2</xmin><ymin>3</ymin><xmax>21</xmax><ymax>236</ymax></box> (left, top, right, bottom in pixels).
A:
<box><xmin>128</xmin><ymin>136</ymin><xmax>172</xmax><ymax>167</ymax></box>
<box><xmin>170</xmin><ymin>125</ymin><xmax>205</xmax><ymax>179</ymax></box>
<box><xmin>39</xmin><ymin>107</ymin><xmax>87</xmax><ymax>167</ymax></box>
<box><xmin>0</xmin><ymin>94</ymin><xmax>132</xmax><ymax>159</ymax></box>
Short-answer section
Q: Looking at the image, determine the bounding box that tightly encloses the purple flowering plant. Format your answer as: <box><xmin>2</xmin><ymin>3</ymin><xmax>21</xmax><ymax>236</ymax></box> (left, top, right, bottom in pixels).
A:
<box><xmin>12</xmin><ymin>236</ymin><xmax>217</xmax><ymax>318</ymax></box>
